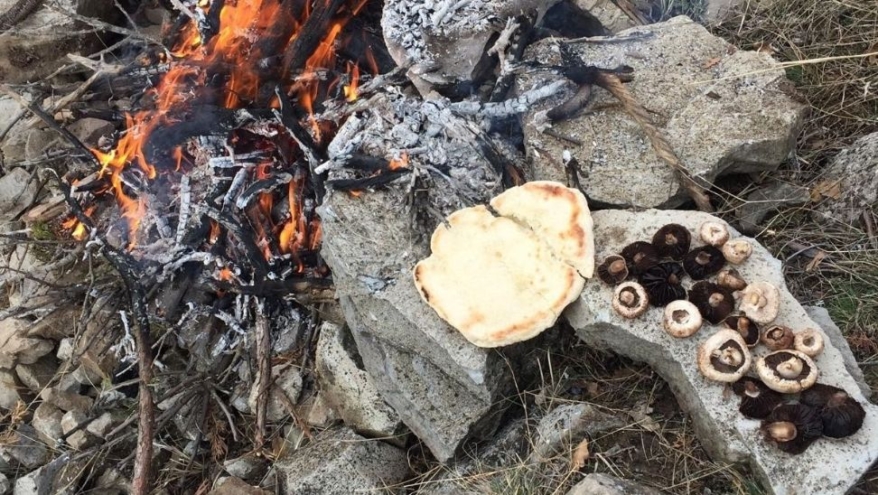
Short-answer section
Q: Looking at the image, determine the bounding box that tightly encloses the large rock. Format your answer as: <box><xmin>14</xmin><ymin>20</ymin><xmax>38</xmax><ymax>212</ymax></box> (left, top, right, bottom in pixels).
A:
<box><xmin>814</xmin><ymin>132</ymin><xmax>878</xmax><ymax>225</ymax></box>
<box><xmin>517</xmin><ymin>16</ymin><xmax>806</xmax><ymax>208</ymax></box>
<box><xmin>0</xmin><ymin>425</ymin><xmax>47</xmax><ymax>469</ymax></box>
<box><xmin>315</xmin><ymin>322</ymin><xmax>406</xmax><ymax>442</ymax></box>
<box><xmin>274</xmin><ymin>427</ymin><xmax>409</xmax><ymax>494</ymax></box>
<box><xmin>319</xmin><ymin>94</ymin><xmax>537</xmax><ymax>461</ymax></box>
<box><xmin>566</xmin><ymin>473</ymin><xmax>661</xmax><ymax>495</ymax></box>
<box><xmin>566</xmin><ymin>209</ymin><xmax>878</xmax><ymax>495</ymax></box>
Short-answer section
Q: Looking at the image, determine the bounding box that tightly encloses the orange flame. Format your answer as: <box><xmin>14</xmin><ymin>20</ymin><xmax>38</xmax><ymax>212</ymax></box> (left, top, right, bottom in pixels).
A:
<box><xmin>61</xmin><ymin>206</ymin><xmax>96</xmax><ymax>241</ymax></box>
<box><xmin>389</xmin><ymin>152</ymin><xmax>409</xmax><ymax>171</ymax></box>
<box><xmin>343</xmin><ymin>62</ymin><xmax>360</xmax><ymax>102</ymax></box>
<box><xmin>218</xmin><ymin>267</ymin><xmax>233</xmax><ymax>281</ymax></box>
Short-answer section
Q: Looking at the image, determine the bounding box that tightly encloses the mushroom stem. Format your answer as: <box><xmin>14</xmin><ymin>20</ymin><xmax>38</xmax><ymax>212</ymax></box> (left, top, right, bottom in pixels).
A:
<box><xmin>766</xmin><ymin>421</ymin><xmax>797</xmax><ymax>442</ymax></box>
<box><xmin>777</xmin><ymin>358</ymin><xmax>804</xmax><ymax>379</ymax></box>
<box><xmin>609</xmin><ymin>259</ymin><xmax>626</xmax><ymax>275</ymax></box>
<box><xmin>715</xmin><ymin>347</ymin><xmax>744</xmax><ymax>367</ymax></box>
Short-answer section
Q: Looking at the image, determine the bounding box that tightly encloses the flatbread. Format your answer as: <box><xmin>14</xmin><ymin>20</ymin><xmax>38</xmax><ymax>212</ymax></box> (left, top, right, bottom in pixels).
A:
<box><xmin>489</xmin><ymin>181</ymin><xmax>595</xmax><ymax>278</ymax></box>
<box><xmin>413</xmin><ymin>205</ymin><xmax>584</xmax><ymax>348</ymax></box>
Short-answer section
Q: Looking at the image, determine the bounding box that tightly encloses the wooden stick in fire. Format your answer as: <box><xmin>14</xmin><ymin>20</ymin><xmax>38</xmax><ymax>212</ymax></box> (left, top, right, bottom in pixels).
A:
<box><xmin>254</xmin><ymin>299</ymin><xmax>272</xmax><ymax>450</ymax></box>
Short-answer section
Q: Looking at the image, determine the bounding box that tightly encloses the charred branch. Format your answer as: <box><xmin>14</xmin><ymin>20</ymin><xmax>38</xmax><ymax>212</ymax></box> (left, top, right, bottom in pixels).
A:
<box><xmin>325</xmin><ymin>168</ymin><xmax>411</xmax><ymax>191</ymax></box>
<box><xmin>282</xmin><ymin>0</ymin><xmax>348</xmax><ymax>77</ymax></box>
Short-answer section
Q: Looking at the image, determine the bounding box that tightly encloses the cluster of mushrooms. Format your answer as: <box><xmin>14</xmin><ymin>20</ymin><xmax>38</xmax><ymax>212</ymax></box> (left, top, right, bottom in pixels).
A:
<box><xmin>598</xmin><ymin>221</ymin><xmax>866</xmax><ymax>455</ymax></box>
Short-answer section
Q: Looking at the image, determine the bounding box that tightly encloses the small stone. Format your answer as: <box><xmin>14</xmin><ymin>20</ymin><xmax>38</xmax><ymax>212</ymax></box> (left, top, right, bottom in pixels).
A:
<box><xmin>566</xmin><ymin>473</ymin><xmax>661</xmax><ymax>495</ymax></box>
<box><xmin>0</xmin><ymin>472</ymin><xmax>9</xmax><ymax>494</ymax></box>
<box><xmin>56</xmin><ymin>338</ymin><xmax>74</xmax><ymax>361</ymax></box>
<box><xmin>0</xmin><ymin>318</ymin><xmax>54</xmax><ymax>369</ymax></box>
<box><xmin>0</xmin><ymin>425</ymin><xmax>47</xmax><ymax>469</ymax></box>
<box><xmin>0</xmin><ymin>168</ymin><xmax>38</xmax><ymax>220</ymax></box>
<box><xmin>61</xmin><ymin>410</ymin><xmax>87</xmax><ymax>435</ymax></box>
<box><xmin>56</xmin><ymin>365</ymin><xmax>102</xmax><ymax>393</ymax></box>
<box><xmin>223</xmin><ymin>453</ymin><xmax>267</xmax><ymax>481</ymax></box>
<box><xmin>736</xmin><ymin>181</ymin><xmax>810</xmax><ymax>234</ymax></box>
<box><xmin>0</xmin><ymin>370</ymin><xmax>21</xmax><ymax>411</ymax></box>
<box><xmin>248</xmin><ymin>364</ymin><xmax>302</xmax><ymax>422</ymax></box>
<box><xmin>209</xmin><ymin>476</ymin><xmax>270</xmax><ymax>495</ymax></box>
<box><xmin>12</xmin><ymin>455</ymin><xmax>83</xmax><ymax>495</ymax></box>
<box><xmin>32</xmin><ymin>402</ymin><xmax>64</xmax><ymax>445</ymax></box>
<box><xmin>85</xmin><ymin>412</ymin><xmax>116</xmax><ymax>439</ymax></box>
<box><xmin>24</xmin><ymin>129</ymin><xmax>63</xmax><ymax>161</ymax></box>
<box><xmin>275</xmin><ymin>428</ymin><xmax>409</xmax><ymax>493</ymax></box>
<box><xmin>305</xmin><ymin>394</ymin><xmax>339</xmax><ymax>428</ymax></box>
<box><xmin>530</xmin><ymin>403</ymin><xmax>624</xmax><ymax>460</ymax></box>
<box><xmin>66</xmin><ymin>118</ymin><xmax>114</xmax><ymax>146</ymax></box>
<box><xmin>702</xmin><ymin>0</ymin><xmax>744</xmax><ymax>23</ymax></box>
<box><xmin>574</xmin><ymin>0</ymin><xmax>635</xmax><ymax>32</ymax></box>
<box><xmin>41</xmin><ymin>387</ymin><xmax>93</xmax><ymax>412</ymax></box>
<box><xmin>15</xmin><ymin>356</ymin><xmax>58</xmax><ymax>393</ymax></box>
<box><xmin>66</xmin><ymin>430</ymin><xmax>96</xmax><ymax>450</ymax></box>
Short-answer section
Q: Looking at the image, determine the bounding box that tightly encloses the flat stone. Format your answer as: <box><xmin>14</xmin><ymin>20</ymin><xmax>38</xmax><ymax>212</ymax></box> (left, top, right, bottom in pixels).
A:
<box><xmin>530</xmin><ymin>403</ymin><xmax>624</xmax><ymax>460</ymax></box>
<box><xmin>315</xmin><ymin>322</ymin><xmax>405</xmax><ymax>442</ymax></box>
<box><xmin>0</xmin><ymin>425</ymin><xmax>47</xmax><ymax>469</ymax></box>
<box><xmin>66</xmin><ymin>118</ymin><xmax>114</xmax><ymax>147</ymax></box>
<box><xmin>32</xmin><ymin>402</ymin><xmax>64</xmax><ymax>446</ymax></box>
<box><xmin>209</xmin><ymin>476</ymin><xmax>270</xmax><ymax>495</ymax></box>
<box><xmin>566</xmin><ymin>473</ymin><xmax>661</xmax><ymax>495</ymax></box>
<box><xmin>11</xmin><ymin>455</ymin><xmax>82</xmax><ymax>495</ymax></box>
<box><xmin>0</xmin><ymin>168</ymin><xmax>38</xmax><ymax>220</ymax></box>
<box><xmin>223</xmin><ymin>452</ymin><xmax>268</xmax><ymax>482</ymax></box>
<box><xmin>24</xmin><ymin>129</ymin><xmax>64</xmax><ymax>161</ymax></box>
<box><xmin>566</xmin><ymin>209</ymin><xmax>878</xmax><ymax>495</ymax></box>
<box><xmin>56</xmin><ymin>338</ymin><xmax>74</xmax><ymax>361</ymax></box>
<box><xmin>275</xmin><ymin>427</ymin><xmax>409</xmax><ymax>494</ymax></box>
<box><xmin>15</xmin><ymin>356</ymin><xmax>57</xmax><ymax>393</ymax></box>
<box><xmin>0</xmin><ymin>318</ymin><xmax>53</xmax><ymax>369</ymax></box>
<box><xmin>814</xmin><ymin>132</ymin><xmax>878</xmax><ymax>225</ymax></box>
<box><xmin>736</xmin><ymin>181</ymin><xmax>810</xmax><ymax>234</ymax></box>
<box><xmin>0</xmin><ymin>370</ymin><xmax>21</xmax><ymax>410</ymax></box>
<box><xmin>517</xmin><ymin>17</ymin><xmax>805</xmax><ymax>208</ymax></box>
<box><xmin>85</xmin><ymin>412</ymin><xmax>117</xmax><ymax>439</ymax></box>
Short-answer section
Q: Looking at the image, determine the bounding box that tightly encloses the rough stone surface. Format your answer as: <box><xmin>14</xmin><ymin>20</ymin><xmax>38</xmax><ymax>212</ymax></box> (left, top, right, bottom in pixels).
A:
<box><xmin>41</xmin><ymin>387</ymin><xmax>93</xmax><ymax>413</ymax></box>
<box><xmin>575</xmin><ymin>0</ymin><xmax>635</xmax><ymax>32</ymax></box>
<box><xmin>0</xmin><ymin>168</ymin><xmax>38</xmax><ymax>220</ymax></box>
<box><xmin>66</xmin><ymin>118</ymin><xmax>114</xmax><ymax>146</ymax></box>
<box><xmin>815</xmin><ymin>132</ymin><xmax>878</xmax><ymax>225</ymax></box>
<box><xmin>223</xmin><ymin>453</ymin><xmax>267</xmax><ymax>482</ymax></box>
<box><xmin>275</xmin><ymin>427</ymin><xmax>409</xmax><ymax>495</ymax></box>
<box><xmin>703</xmin><ymin>0</ymin><xmax>744</xmax><ymax>24</ymax></box>
<box><xmin>0</xmin><ymin>318</ymin><xmax>54</xmax><ymax>369</ymax></box>
<box><xmin>11</xmin><ymin>455</ymin><xmax>82</xmax><ymax>495</ymax></box>
<box><xmin>0</xmin><ymin>472</ymin><xmax>8</xmax><ymax>495</ymax></box>
<box><xmin>305</xmin><ymin>394</ymin><xmax>339</xmax><ymax>428</ymax></box>
<box><xmin>15</xmin><ymin>356</ymin><xmax>57</xmax><ymax>393</ymax></box>
<box><xmin>382</xmin><ymin>0</ymin><xmax>557</xmax><ymax>96</ymax></box>
<box><xmin>56</xmin><ymin>338</ymin><xmax>74</xmax><ymax>362</ymax></box>
<box><xmin>736</xmin><ymin>181</ymin><xmax>810</xmax><ymax>234</ymax></box>
<box><xmin>518</xmin><ymin>17</ymin><xmax>805</xmax><ymax>208</ymax></box>
<box><xmin>86</xmin><ymin>412</ymin><xmax>117</xmax><ymax>439</ymax></box>
<box><xmin>0</xmin><ymin>425</ymin><xmax>47</xmax><ymax>469</ymax></box>
<box><xmin>566</xmin><ymin>473</ymin><xmax>661</xmax><ymax>495</ymax></box>
<box><xmin>32</xmin><ymin>402</ymin><xmax>64</xmax><ymax>446</ymax></box>
<box><xmin>248</xmin><ymin>364</ymin><xmax>302</xmax><ymax>422</ymax></box>
<box><xmin>0</xmin><ymin>370</ymin><xmax>21</xmax><ymax>410</ymax></box>
<box><xmin>315</xmin><ymin>322</ymin><xmax>405</xmax><ymax>442</ymax></box>
<box><xmin>209</xmin><ymin>476</ymin><xmax>270</xmax><ymax>495</ymax></box>
<box><xmin>566</xmin><ymin>209</ymin><xmax>878</xmax><ymax>495</ymax></box>
<box><xmin>531</xmin><ymin>403</ymin><xmax>624</xmax><ymax>460</ymax></box>
<box><xmin>319</xmin><ymin>94</ymin><xmax>537</xmax><ymax>462</ymax></box>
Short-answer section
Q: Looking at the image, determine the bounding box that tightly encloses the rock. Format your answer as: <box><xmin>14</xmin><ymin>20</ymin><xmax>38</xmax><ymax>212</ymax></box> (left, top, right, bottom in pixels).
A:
<box><xmin>28</xmin><ymin>306</ymin><xmax>80</xmax><ymax>341</ymax></box>
<box><xmin>275</xmin><ymin>427</ymin><xmax>409</xmax><ymax>494</ymax></box>
<box><xmin>85</xmin><ymin>412</ymin><xmax>117</xmax><ymax>439</ymax></box>
<box><xmin>703</xmin><ymin>0</ymin><xmax>744</xmax><ymax>24</ymax></box>
<box><xmin>61</xmin><ymin>409</ymin><xmax>87</xmax><ymax>433</ymax></box>
<box><xmin>15</xmin><ymin>356</ymin><xmax>57</xmax><ymax>393</ymax></box>
<box><xmin>530</xmin><ymin>403</ymin><xmax>624</xmax><ymax>460</ymax></box>
<box><xmin>0</xmin><ymin>472</ymin><xmax>8</xmax><ymax>495</ymax></box>
<box><xmin>517</xmin><ymin>17</ymin><xmax>806</xmax><ymax>208</ymax></box>
<box><xmin>567</xmin><ymin>209</ymin><xmax>878</xmax><ymax>495</ymax></box>
<box><xmin>305</xmin><ymin>394</ymin><xmax>339</xmax><ymax>428</ymax></box>
<box><xmin>41</xmin><ymin>387</ymin><xmax>93</xmax><ymax>412</ymax></box>
<box><xmin>575</xmin><ymin>0</ymin><xmax>635</xmax><ymax>32</ymax></box>
<box><xmin>0</xmin><ymin>168</ymin><xmax>38</xmax><ymax>220</ymax></box>
<box><xmin>3</xmin><ymin>246</ymin><xmax>56</xmax><ymax>309</ymax></box>
<box><xmin>735</xmin><ymin>181</ymin><xmax>810</xmax><ymax>234</ymax></box>
<box><xmin>31</xmin><ymin>402</ymin><xmax>64</xmax><ymax>445</ymax></box>
<box><xmin>248</xmin><ymin>364</ymin><xmax>302</xmax><ymax>422</ymax></box>
<box><xmin>320</xmin><ymin>94</ymin><xmax>543</xmax><ymax>462</ymax></box>
<box><xmin>24</xmin><ymin>129</ymin><xmax>64</xmax><ymax>161</ymax></box>
<box><xmin>382</xmin><ymin>0</ymin><xmax>556</xmax><ymax>97</ymax></box>
<box><xmin>814</xmin><ymin>132</ymin><xmax>878</xmax><ymax>225</ymax></box>
<box><xmin>0</xmin><ymin>425</ymin><xmax>47</xmax><ymax>469</ymax></box>
<box><xmin>804</xmin><ymin>306</ymin><xmax>871</xmax><ymax>399</ymax></box>
<box><xmin>0</xmin><ymin>370</ymin><xmax>21</xmax><ymax>410</ymax></box>
<box><xmin>66</xmin><ymin>118</ymin><xmax>114</xmax><ymax>146</ymax></box>
<box><xmin>209</xmin><ymin>476</ymin><xmax>270</xmax><ymax>495</ymax></box>
<box><xmin>0</xmin><ymin>318</ymin><xmax>54</xmax><ymax>369</ymax></box>
<box><xmin>223</xmin><ymin>452</ymin><xmax>268</xmax><ymax>482</ymax></box>
<box><xmin>0</xmin><ymin>0</ymin><xmax>117</xmax><ymax>84</ymax></box>
<box><xmin>56</xmin><ymin>338</ymin><xmax>74</xmax><ymax>361</ymax></box>
<box><xmin>315</xmin><ymin>322</ymin><xmax>405</xmax><ymax>442</ymax></box>
<box><xmin>11</xmin><ymin>455</ymin><xmax>82</xmax><ymax>495</ymax></box>
<box><xmin>56</xmin><ymin>365</ymin><xmax>102</xmax><ymax>393</ymax></box>
<box><xmin>566</xmin><ymin>473</ymin><xmax>661</xmax><ymax>495</ymax></box>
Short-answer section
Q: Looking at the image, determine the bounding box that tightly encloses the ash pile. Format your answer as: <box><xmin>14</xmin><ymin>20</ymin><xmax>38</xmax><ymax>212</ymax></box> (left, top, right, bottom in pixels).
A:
<box><xmin>0</xmin><ymin>0</ymin><xmax>833</xmax><ymax>495</ymax></box>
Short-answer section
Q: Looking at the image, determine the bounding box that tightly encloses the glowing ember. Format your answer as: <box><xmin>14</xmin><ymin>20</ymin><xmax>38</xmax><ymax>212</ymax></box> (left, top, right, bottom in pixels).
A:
<box><xmin>343</xmin><ymin>62</ymin><xmax>360</xmax><ymax>102</ymax></box>
<box><xmin>389</xmin><ymin>152</ymin><xmax>409</xmax><ymax>171</ymax></box>
<box><xmin>61</xmin><ymin>206</ymin><xmax>96</xmax><ymax>241</ymax></box>
<box><xmin>218</xmin><ymin>267</ymin><xmax>233</xmax><ymax>281</ymax></box>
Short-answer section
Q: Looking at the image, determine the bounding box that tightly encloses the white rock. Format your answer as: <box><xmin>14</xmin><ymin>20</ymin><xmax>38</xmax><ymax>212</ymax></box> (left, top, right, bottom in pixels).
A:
<box><xmin>0</xmin><ymin>472</ymin><xmax>9</xmax><ymax>495</ymax></box>
<box><xmin>56</xmin><ymin>338</ymin><xmax>74</xmax><ymax>362</ymax></box>
<box><xmin>86</xmin><ymin>412</ymin><xmax>116</xmax><ymax>439</ymax></box>
<box><xmin>0</xmin><ymin>318</ymin><xmax>53</xmax><ymax>369</ymax></box>
<box><xmin>248</xmin><ymin>364</ymin><xmax>302</xmax><ymax>422</ymax></box>
<box><xmin>0</xmin><ymin>370</ymin><xmax>21</xmax><ymax>410</ymax></box>
<box><xmin>566</xmin><ymin>473</ymin><xmax>660</xmax><ymax>495</ymax></box>
<box><xmin>32</xmin><ymin>402</ymin><xmax>64</xmax><ymax>445</ymax></box>
<box><xmin>567</xmin><ymin>209</ymin><xmax>878</xmax><ymax>495</ymax></box>
<box><xmin>815</xmin><ymin>132</ymin><xmax>878</xmax><ymax>225</ymax></box>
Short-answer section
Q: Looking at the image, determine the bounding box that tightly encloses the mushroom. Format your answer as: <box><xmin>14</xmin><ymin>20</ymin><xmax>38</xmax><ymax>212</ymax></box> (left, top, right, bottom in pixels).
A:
<box><xmin>621</xmin><ymin>241</ymin><xmax>659</xmax><ymax>275</ymax></box>
<box><xmin>761</xmin><ymin>325</ymin><xmax>795</xmax><ymax>350</ymax></box>
<box><xmin>717</xmin><ymin>269</ymin><xmax>747</xmax><ymax>291</ymax></box>
<box><xmin>597</xmin><ymin>255</ymin><xmax>629</xmax><ymax>285</ymax></box>
<box><xmin>732</xmin><ymin>377</ymin><xmax>783</xmax><ymax>419</ymax></box>
<box><xmin>737</xmin><ymin>282</ymin><xmax>780</xmax><ymax>324</ymax></box>
<box><xmin>722</xmin><ymin>239</ymin><xmax>753</xmax><ymax>264</ymax></box>
<box><xmin>689</xmin><ymin>281</ymin><xmax>735</xmax><ymax>324</ymax></box>
<box><xmin>760</xmin><ymin>403</ymin><xmax>824</xmax><ymax>455</ymax></box>
<box><xmin>722</xmin><ymin>315</ymin><xmax>760</xmax><ymax>347</ymax></box>
<box><xmin>697</xmin><ymin>329</ymin><xmax>752</xmax><ymax>382</ymax></box>
<box><xmin>612</xmin><ymin>281</ymin><xmax>650</xmax><ymax>319</ymax></box>
<box><xmin>794</xmin><ymin>328</ymin><xmax>825</xmax><ymax>357</ymax></box>
<box><xmin>799</xmin><ymin>384</ymin><xmax>865</xmax><ymax>438</ymax></box>
<box><xmin>683</xmin><ymin>245</ymin><xmax>726</xmax><ymax>280</ymax></box>
<box><xmin>699</xmin><ymin>221</ymin><xmax>730</xmax><ymax>247</ymax></box>
<box><xmin>652</xmin><ymin>224</ymin><xmax>691</xmax><ymax>260</ymax></box>
<box><xmin>638</xmin><ymin>262</ymin><xmax>686</xmax><ymax>306</ymax></box>
<box><xmin>756</xmin><ymin>350</ymin><xmax>818</xmax><ymax>393</ymax></box>
<box><xmin>662</xmin><ymin>300</ymin><xmax>703</xmax><ymax>338</ymax></box>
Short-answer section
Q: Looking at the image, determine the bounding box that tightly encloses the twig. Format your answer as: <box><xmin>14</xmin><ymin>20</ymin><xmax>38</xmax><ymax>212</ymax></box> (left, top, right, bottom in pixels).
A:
<box><xmin>0</xmin><ymin>0</ymin><xmax>42</xmax><ymax>32</ymax></box>
<box><xmin>253</xmin><ymin>299</ymin><xmax>271</xmax><ymax>450</ymax></box>
<box><xmin>25</xmin><ymin>70</ymin><xmax>106</xmax><ymax>127</ymax></box>
<box><xmin>45</xmin><ymin>2</ymin><xmax>161</xmax><ymax>44</ymax></box>
<box><xmin>594</xmin><ymin>72</ymin><xmax>714</xmax><ymax>212</ymax></box>
<box><xmin>862</xmin><ymin>209</ymin><xmax>878</xmax><ymax>251</ymax></box>
<box><xmin>168</xmin><ymin>0</ymin><xmax>197</xmax><ymax>21</ymax></box>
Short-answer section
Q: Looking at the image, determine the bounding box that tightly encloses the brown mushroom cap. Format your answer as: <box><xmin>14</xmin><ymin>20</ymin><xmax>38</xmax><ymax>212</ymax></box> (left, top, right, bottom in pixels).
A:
<box><xmin>612</xmin><ymin>281</ymin><xmax>650</xmax><ymax>319</ymax></box>
<box><xmin>697</xmin><ymin>329</ymin><xmax>752</xmax><ymax>382</ymax></box>
<box><xmin>699</xmin><ymin>221</ymin><xmax>730</xmax><ymax>247</ymax></box>
<box><xmin>734</xmin><ymin>378</ymin><xmax>784</xmax><ymax>419</ymax></box>
<box><xmin>652</xmin><ymin>224</ymin><xmax>691</xmax><ymax>260</ymax></box>
<box><xmin>761</xmin><ymin>403</ymin><xmax>824</xmax><ymax>455</ymax></box>
<box><xmin>597</xmin><ymin>255</ymin><xmax>629</xmax><ymax>285</ymax></box>
<box><xmin>717</xmin><ymin>269</ymin><xmax>747</xmax><ymax>291</ymax></box>
<box><xmin>722</xmin><ymin>239</ymin><xmax>753</xmax><ymax>264</ymax></box>
<box><xmin>689</xmin><ymin>281</ymin><xmax>735</xmax><ymax>324</ymax></box>
<box><xmin>799</xmin><ymin>383</ymin><xmax>865</xmax><ymax>438</ymax></box>
<box><xmin>722</xmin><ymin>315</ymin><xmax>760</xmax><ymax>347</ymax></box>
<box><xmin>683</xmin><ymin>246</ymin><xmax>726</xmax><ymax>280</ymax></box>
<box><xmin>756</xmin><ymin>350</ymin><xmax>818</xmax><ymax>393</ymax></box>
<box><xmin>794</xmin><ymin>328</ymin><xmax>825</xmax><ymax>357</ymax></box>
<box><xmin>738</xmin><ymin>282</ymin><xmax>780</xmax><ymax>324</ymax></box>
<box><xmin>662</xmin><ymin>300</ymin><xmax>703</xmax><ymax>338</ymax></box>
<box><xmin>762</xmin><ymin>325</ymin><xmax>795</xmax><ymax>350</ymax></box>
<box><xmin>621</xmin><ymin>241</ymin><xmax>659</xmax><ymax>274</ymax></box>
